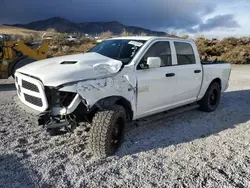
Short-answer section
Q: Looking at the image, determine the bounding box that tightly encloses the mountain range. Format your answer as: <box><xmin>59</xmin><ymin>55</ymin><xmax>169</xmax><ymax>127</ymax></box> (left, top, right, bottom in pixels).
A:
<box><xmin>5</xmin><ymin>17</ymin><xmax>167</xmax><ymax>36</ymax></box>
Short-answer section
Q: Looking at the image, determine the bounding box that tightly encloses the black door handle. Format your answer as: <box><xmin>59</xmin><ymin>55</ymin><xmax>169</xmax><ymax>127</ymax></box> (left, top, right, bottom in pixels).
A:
<box><xmin>166</xmin><ymin>73</ymin><xmax>175</xmax><ymax>77</ymax></box>
<box><xmin>194</xmin><ymin>70</ymin><xmax>201</xmax><ymax>73</ymax></box>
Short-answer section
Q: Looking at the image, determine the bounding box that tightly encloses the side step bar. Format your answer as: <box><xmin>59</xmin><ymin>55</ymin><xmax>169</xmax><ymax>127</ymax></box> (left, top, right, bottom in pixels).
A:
<box><xmin>134</xmin><ymin>103</ymin><xmax>200</xmax><ymax>127</ymax></box>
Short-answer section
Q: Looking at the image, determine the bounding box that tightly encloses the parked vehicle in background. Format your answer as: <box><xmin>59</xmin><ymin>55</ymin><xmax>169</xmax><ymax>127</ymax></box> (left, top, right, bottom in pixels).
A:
<box><xmin>15</xmin><ymin>36</ymin><xmax>231</xmax><ymax>157</ymax></box>
<box><xmin>66</xmin><ymin>35</ymin><xmax>79</xmax><ymax>43</ymax></box>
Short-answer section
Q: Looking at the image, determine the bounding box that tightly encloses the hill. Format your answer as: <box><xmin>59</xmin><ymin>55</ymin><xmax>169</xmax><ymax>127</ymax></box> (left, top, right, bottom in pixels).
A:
<box><xmin>0</xmin><ymin>25</ymin><xmax>43</xmax><ymax>37</ymax></box>
<box><xmin>6</xmin><ymin>17</ymin><xmax>167</xmax><ymax>36</ymax></box>
<box><xmin>0</xmin><ymin>25</ymin><xmax>56</xmax><ymax>40</ymax></box>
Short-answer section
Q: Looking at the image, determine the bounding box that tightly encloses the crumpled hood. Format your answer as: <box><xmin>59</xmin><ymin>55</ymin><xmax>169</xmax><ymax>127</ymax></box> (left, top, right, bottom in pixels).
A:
<box><xmin>16</xmin><ymin>52</ymin><xmax>123</xmax><ymax>87</ymax></box>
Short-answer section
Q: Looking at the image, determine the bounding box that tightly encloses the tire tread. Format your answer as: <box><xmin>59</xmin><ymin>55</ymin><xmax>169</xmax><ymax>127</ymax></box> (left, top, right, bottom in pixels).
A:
<box><xmin>88</xmin><ymin>105</ymin><xmax>126</xmax><ymax>158</ymax></box>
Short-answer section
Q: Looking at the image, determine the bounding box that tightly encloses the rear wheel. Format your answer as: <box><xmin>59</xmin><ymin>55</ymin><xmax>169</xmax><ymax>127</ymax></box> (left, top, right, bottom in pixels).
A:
<box><xmin>11</xmin><ymin>57</ymin><xmax>36</xmax><ymax>78</ymax></box>
<box><xmin>199</xmin><ymin>82</ymin><xmax>221</xmax><ymax>112</ymax></box>
<box><xmin>88</xmin><ymin>105</ymin><xmax>126</xmax><ymax>158</ymax></box>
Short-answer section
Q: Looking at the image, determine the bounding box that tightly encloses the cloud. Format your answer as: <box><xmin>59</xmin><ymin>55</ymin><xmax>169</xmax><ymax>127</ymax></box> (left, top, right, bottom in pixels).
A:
<box><xmin>193</xmin><ymin>14</ymin><xmax>240</xmax><ymax>32</ymax></box>
<box><xmin>0</xmin><ymin>0</ymin><xmax>240</xmax><ymax>33</ymax></box>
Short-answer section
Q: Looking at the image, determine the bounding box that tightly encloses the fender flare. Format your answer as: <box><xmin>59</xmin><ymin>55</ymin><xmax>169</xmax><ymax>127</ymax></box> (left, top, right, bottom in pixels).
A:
<box><xmin>94</xmin><ymin>96</ymin><xmax>134</xmax><ymax>121</ymax></box>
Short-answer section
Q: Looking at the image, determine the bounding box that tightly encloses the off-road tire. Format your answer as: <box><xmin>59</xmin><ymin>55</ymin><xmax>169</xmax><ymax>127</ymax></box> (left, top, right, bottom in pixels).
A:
<box><xmin>88</xmin><ymin>105</ymin><xmax>126</xmax><ymax>158</ymax></box>
<box><xmin>199</xmin><ymin>82</ymin><xmax>221</xmax><ymax>112</ymax></box>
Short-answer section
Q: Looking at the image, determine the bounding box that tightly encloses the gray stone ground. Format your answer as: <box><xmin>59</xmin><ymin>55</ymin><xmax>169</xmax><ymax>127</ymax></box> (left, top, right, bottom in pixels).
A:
<box><xmin>0</xmin><ymin>65</ymin><xmax>249</xmax><ymax>188</ymax></box>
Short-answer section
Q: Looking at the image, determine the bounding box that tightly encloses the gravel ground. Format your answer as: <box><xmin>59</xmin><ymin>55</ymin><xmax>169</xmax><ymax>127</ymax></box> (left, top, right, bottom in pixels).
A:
<box><xmin>0</xmin><ymin>65</ymin><xmax>250</xmax><ymax>188</ymax></box>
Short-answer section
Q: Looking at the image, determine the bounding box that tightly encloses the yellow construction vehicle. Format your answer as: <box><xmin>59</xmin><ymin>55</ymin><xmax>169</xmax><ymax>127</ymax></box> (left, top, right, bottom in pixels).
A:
<box><xmin>0</xmin><ymin>34</ymin><xmax>50</xmax><ymax>79</ymax></box>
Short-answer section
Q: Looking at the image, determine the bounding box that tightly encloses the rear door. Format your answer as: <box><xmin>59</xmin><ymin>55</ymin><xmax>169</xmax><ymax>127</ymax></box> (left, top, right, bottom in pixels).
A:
<box><xmin>135</xmin><ymin>41</ymin><xmax>177</xmax><ymax>118</ymax></box>
<box><xmin>172</xmin><ymin>41</ymin><xmax>202</xmax><ymax>104</ymax></box>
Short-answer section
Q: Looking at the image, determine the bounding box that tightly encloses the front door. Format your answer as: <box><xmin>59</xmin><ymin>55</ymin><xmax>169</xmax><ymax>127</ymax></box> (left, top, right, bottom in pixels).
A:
<box><xmin>135</xmin><ymin>41</ymin><xmax>177</xmax><ymax>118</ymax></box>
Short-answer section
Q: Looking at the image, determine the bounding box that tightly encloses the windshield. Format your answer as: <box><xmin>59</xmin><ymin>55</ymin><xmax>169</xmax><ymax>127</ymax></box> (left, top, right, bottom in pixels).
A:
<box><xmin>88</xmin><ymin>39</ymin><xmax>146</xmax><ymax>65</ymax></box>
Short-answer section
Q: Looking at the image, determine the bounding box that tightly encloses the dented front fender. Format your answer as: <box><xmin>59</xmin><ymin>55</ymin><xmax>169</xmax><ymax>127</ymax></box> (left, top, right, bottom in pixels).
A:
<box><xmin>76</xmin><ymin>74</ymin><xmax>137</xmax><ymax>112</ymax></box>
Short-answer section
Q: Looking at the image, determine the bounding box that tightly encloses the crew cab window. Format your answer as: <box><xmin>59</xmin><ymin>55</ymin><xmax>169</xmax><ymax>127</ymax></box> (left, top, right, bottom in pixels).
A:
<box><xmin>137</xmin><ymin>41</ymin><xmax>172</xmax><ymax>69</ymax></box>
<box><xmin>174</xmin><ymin>42</ymin><xmax>196</xmax><ymax>65</ymax></box>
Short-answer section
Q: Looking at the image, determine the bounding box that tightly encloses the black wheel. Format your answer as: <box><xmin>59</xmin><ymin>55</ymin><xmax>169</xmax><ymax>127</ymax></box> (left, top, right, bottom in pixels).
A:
<box><xmin>199</xmin><ymin>82</ymin><xmax>221</xmax><ymax>112</ymax></box>
<box><xmin>88</xmin><ymin>105</ymin><xmax>126</xmax><ymax>158</ymax></box>
<box><xmin>11</xmin><ymin>58</ymin><xmax>36</xmax><ymax>78</ymax></box>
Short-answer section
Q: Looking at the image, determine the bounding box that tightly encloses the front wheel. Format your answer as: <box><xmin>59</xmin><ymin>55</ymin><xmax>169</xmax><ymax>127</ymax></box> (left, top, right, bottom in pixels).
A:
<box><xmin>199</xmin><ymin>82</ymin><xmax>221</xmax><ymax>112</ymax></box>
<box><xmin>88</xmin><ymin>105</ymin><xmax>126</xmax><ymax>158</ymax></box>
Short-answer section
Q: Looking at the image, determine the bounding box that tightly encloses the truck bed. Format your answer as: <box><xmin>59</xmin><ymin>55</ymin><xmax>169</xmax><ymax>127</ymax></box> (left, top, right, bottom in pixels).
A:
<box><xmin>197</xmin><ymin>62</ymin><xmax>231</xmax><ymax>100</ymax></box>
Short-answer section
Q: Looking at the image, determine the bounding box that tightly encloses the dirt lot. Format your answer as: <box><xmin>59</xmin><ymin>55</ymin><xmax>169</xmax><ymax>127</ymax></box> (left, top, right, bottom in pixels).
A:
<box><xmin>0</xmin><ymin>66</ymin><xmax>250</xmax><ymax>188</ymax></box>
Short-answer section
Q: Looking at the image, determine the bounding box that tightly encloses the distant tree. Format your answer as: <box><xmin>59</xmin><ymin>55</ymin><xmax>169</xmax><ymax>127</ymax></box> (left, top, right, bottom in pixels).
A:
<box><xmin>120</xmin><ymin>29</ymin><xmax>133</xmax><ymax>36</ymax></box>
<box><xmin>47</xmin><ymin>28</ymin><xmax>57</xmax><ymax>32</ymax></box>
<box><xmin>181</xmin><ymin>34</ymin><xmax>189</xmax><ymax>39</ymax></box>
<box><xmin>166</xmin><ymin>31</ymin><xmax>179</xmax><ymax>38</ymax></box>
<box><xmin>139</xmin><ymin>32</ymin><xmax>147</xmax><ymax>36</ymax></box>
<box><xmin>99</xmin><ymin>31</ymin><xmax>113</xmax><ymax>39</ymax></box>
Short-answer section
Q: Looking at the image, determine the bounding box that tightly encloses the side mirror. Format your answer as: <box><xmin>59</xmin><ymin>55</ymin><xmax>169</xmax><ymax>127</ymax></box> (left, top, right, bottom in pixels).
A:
<box><xmin>147</xmin><ymin>57</ymin><xmax>161</xmax><ymax>68</ymax></box>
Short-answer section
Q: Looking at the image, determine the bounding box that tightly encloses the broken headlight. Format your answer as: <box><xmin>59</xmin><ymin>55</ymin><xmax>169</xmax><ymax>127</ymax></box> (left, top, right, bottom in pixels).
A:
<box><xmin>45</xmin><ymin>87</ymin><xmax>76</xmax><ymax>107</ymax></box>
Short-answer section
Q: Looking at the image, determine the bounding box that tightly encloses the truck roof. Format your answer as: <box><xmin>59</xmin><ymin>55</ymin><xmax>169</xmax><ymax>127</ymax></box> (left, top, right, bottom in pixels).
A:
<box><xmin>110</xmin><ymin>36</ymin><xmax>194</xmax><ymax>43</ymax></box>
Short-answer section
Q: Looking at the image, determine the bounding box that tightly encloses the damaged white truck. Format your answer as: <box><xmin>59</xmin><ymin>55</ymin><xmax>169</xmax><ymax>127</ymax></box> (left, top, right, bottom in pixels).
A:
<box><xmin>15</xmin><ymin>36</ymin><xmax>231</xmax><ymax>157</ymax></box>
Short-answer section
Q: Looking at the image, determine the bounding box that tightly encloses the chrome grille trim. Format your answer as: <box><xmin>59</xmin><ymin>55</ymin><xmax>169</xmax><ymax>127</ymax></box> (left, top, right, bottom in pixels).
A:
<box><xmin>15</xmin><ymin>72</ymin><xmax>48</xmax><ymax>112</ymax></box>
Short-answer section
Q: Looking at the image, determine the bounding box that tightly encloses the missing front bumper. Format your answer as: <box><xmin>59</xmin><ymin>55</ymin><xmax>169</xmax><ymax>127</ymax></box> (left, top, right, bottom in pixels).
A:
<box><xmin>38</xmin><ymin>112</ymin><xmax>78</xmax><ymax>133</ymax></box>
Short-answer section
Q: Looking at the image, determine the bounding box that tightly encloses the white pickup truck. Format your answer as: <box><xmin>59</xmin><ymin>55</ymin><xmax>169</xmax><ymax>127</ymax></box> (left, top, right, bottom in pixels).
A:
<box><xmin>15</xmin><ymin>36</ymin><xmax>231</xmax><ymax>157</ymax></box>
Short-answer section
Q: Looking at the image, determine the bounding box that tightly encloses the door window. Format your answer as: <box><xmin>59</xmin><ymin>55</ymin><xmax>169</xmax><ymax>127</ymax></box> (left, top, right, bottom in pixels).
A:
<box><xmin>137</xmin><ymin>41</ymin><xmax>172</xmax><ymax>69</ymax></box>
<box><xmin>174</xmin><ymin>42</ymin><xmax>196</xmax><ymax>65</ymax></box>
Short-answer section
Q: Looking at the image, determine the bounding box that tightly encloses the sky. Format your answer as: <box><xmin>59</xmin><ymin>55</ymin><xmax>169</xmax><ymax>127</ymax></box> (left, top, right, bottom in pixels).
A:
<box><xmin>1</xmin><ymin>0</ymin><xmax>249</xmax><ymax>38</ymax></box>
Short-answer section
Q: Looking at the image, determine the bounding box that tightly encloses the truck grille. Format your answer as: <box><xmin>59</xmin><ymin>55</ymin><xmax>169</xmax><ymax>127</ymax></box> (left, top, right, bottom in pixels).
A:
<box><xmin>15</xmin><ymin>72</ymin><xmax>48</xmax><ymax>112</ymax></box>
<box><xmin>24</xmin><ymin>94</ymin><xmax>43</xmax><ymax>107</ymax></box>
<box><xmin>22</xmin><ymin>80</ymin><xmax>39</xmax><ymax>92</ymax></box>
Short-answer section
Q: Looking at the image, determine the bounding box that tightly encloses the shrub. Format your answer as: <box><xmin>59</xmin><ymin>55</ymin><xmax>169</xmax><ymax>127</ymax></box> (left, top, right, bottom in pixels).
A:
<box><xmin>48</xmin><ymin>35</ymin><xmax>96</xmax><ymax>57</ymax></box>
<box><xmin>99</xmin><ymin>31</ymin><xmax>113</xmax><ymax>39</ymax></box>
<box><xmin>120</xmin><ymin>29</ymin><xmax>133</xmax><ymax>37</ymax></box>
<box><xmin>47</xmin><ymin>28</ymin><xmax>57</xmax><ymax>32</ymax></box>
<box><xmin>139</xmin><ymin>32</ymin><xmax>147</xmax><ymax>36</ymax></box>
<box><xmin>45</xmin><ymin>32</ymin><xmax>250</xmax><ymax>64</ymax></box>
<box><xmin>196</xmin><ymin>37</ymin><xmax>250</xmax><ymax>64</ymax></box>
<box><xmin>180</xmin><ymin>34</ymin><xmax>189</xmax><ymax>39</ymax></box>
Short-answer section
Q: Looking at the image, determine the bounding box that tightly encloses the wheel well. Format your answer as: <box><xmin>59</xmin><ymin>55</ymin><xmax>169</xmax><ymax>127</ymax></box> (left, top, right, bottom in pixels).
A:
<box><xmin>115</xmin><ymin>98</ymin><xmax>133</xmax><ymax>122</ymax></box>
<box><xmin>94</xmin><ymin>96</ymin><xmax>133</xmax><ymax>122</ymax></box>
<box><xmin>211</xmin><ymin>78</ymin><xmax>222</xmax><ymax>90</ymax></box>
